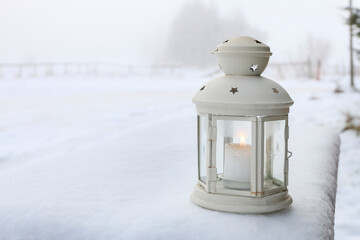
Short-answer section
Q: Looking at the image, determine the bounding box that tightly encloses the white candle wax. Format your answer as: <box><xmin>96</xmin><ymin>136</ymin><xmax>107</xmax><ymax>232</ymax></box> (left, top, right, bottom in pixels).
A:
<box><xmin>224</xmin><ymin>143</ymin><xmax>251</xmax><ymax>181</ymax></box>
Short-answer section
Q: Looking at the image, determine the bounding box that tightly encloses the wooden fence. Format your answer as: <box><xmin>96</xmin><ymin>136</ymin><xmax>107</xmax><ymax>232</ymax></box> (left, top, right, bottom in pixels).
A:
<box><xmin>0</xmin><ymin>60</ymin><xmax>348</xmax><ymax>80</ymax></box>
<box><xmin>0</xmin><ymin>62</ymin><xmax>183</xmax><ymax>78</ymax></box>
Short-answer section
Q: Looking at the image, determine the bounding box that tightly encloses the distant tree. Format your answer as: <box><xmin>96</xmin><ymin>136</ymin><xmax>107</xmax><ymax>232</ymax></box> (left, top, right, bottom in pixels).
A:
<box><xmin>345</xmin><ymin>0</ymin><xmax>356</xmax><ymax>88</ymax></box>
<box><xmin>346</xmin><ymin>5</ymin><xmax>360</xmax><ymax>49</ymax></box>
<box><xmin>300</xmin><ymin>36</ymin><xmax>331</xmax><ymax>80</ymax></box>
<box><xmin>164</xmin><ymin>1</ymin><xmax>265</xmax><ymax>67</ymax></box>
<box><xmin>304</xmin><ymin>36</ymin><xmax>331</xmax><ymax>65</ymax></box>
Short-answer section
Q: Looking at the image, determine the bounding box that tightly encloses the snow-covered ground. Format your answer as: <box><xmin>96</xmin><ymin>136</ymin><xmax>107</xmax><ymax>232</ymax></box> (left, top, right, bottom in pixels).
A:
<box><xmin>0</xmin><ymin>69</ymin><xmax>359</xmax><ymax>239</ymax></box>
<box><xmin>0</xmin><ymin>70</ymin><xmax>200</xmax><ymax>169</ymax></box>
<box><xmin>335</xmin><ymin>131</ymin><xmax>360</xmax><ymax>240</ymax></box>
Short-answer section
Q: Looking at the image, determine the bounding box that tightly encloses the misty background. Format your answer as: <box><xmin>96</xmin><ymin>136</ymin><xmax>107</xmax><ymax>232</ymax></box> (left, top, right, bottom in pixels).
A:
<box><xmin>0</xmin><ymin>0</ymin><xmax>356</xmax><ymax>75</ymax></box>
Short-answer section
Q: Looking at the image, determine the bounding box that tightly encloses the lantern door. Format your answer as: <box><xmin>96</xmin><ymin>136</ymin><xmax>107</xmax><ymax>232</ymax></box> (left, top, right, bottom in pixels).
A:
<box><xmin>197</xmin><ymin>114</ymin><xmax>208</xmax><ymax>187</ymax></box>
<box><xmin>262</xmin><ymin>116</ymin><xmax>289</xmax><ymax>195</ymax></box>
<box><xmin>211</xmin><ymin>116</ymin><xmax>257</xmax><ymax>196</ymax></box>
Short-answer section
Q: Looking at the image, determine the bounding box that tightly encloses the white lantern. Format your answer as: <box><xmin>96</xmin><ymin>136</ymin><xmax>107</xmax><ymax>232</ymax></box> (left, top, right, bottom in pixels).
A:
<box><xmin>191</xmin><ymin>36</ymin><xmax>294</xmax><ymax>213</ymax></box>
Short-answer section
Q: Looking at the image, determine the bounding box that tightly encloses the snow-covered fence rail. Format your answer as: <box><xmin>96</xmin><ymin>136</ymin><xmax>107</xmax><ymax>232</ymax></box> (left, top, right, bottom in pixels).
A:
<box><xmin>0</xmin><ymin>62</ymin><xmax>183</xmax><ymax>78</ymax></box>
<box><xmin>268</xmin><ymin>60</ymin><xmax>312</xmax><ymax>79</ymax></box>
<box><xmin>268</xmin><ymin>59</ymin><xmax>349</xmax><ymax>80</ymax></box>
<box><xmin>0</xmin><ymin>62</ymin><xmax>98</xmax><ymax>78</ymax></box>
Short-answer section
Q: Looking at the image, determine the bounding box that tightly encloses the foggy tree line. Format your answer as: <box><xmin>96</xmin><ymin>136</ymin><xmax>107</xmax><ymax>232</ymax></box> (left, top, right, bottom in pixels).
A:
<box><xmin>164</xmin><ymin>1</ymin><xmax>265</xmax><ymax>67</ymax></box>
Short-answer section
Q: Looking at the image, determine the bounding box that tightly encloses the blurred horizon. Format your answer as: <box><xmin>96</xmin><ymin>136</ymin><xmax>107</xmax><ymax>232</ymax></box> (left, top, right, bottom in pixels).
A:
<box><xmin>0</xmin><ymin>0</ymin><xmax>357</xmax><ymax>70</ymax></box>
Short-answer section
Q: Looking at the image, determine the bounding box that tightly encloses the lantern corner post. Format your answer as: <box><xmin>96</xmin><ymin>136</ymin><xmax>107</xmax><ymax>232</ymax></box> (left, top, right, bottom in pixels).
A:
<box><xmin>284</xmin><ymin>115</ymin><xmax>290</xmax><ymax>187</ymax></box>
<box><xmin>205</xmin><ymin>114</ymin><xmax>217</xmax><ymax>193</ymax></box>
<box><xmin>250</xmin><ymin>118</ymin><xmax>258</xmax><ymax>196</ymax></box>
<box><xmin>255</xmin><ymin>116</ymin><xmax>265</xmax><ymax>197</ymax></box>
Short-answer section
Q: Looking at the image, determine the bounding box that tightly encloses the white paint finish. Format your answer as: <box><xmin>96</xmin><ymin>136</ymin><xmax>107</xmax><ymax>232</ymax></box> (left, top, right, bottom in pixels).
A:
<box><xmin>256</xmin><ymin>117</ymin><xmax>265</xmax><ymax>196</ymax></box>
<box><xmin>250</xmin><ymin>122</ymin><xmax>258</xmax><ymax>195</ymax></box>
<box><xmin>213</xmin><ymin>36</ymin><xmax>272</xmax><ymax>75</ymax></box>
<box><xmin>215</xmin><ymin>36</ymin><xmax>271</xmax><ymax>54</ymax></box>
<box><xmin>206</xmin><ymin>167</ymin><xmax>217</xmax><ymax>181</ymax></box>
<box><xmin>191</xmin><ymin>184</ymin><xmax>292</xmax><ymax>214</ymax></box>
<box><xmin>216</xmin><ymin>53</ymin><xmax>270</xmax><ymax>75</ymax></box>
<box><xmin>193</xmin><ymin>75</ymin><xmax>293</xmax><ymax>115</ymax></box>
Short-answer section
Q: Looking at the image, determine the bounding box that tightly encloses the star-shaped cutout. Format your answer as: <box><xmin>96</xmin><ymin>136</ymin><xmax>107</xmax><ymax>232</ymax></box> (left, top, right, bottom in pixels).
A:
<box><xmin>255</xmin><ymin>40</ymin><xmax>262</xmax><ymax>44</ymax></box>
<box><xmin>272</xmin><ymin>88</ymin><xmax>279</xmax><ymax>94</ymax></box>
<box><xmin>200</xmin><ymin>86</ymin><xmax>206</xmax><ymax>91</ymax></box>
<box><xmin>230</xmin><ymin>87</ymin><xmax>238</xmax><ymax>94</ymax></box>
<box><xmin>250</xmin><ymin>64</ymin><xmax>258</xmax><ymax>72</ymax></box>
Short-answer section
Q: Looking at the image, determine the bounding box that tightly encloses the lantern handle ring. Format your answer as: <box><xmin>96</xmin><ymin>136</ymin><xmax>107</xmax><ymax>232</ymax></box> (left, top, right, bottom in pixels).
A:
<box><xmin>287</xmin><ymin>151</ymin><xmax>292</xmax><ymax>159</ymax></box>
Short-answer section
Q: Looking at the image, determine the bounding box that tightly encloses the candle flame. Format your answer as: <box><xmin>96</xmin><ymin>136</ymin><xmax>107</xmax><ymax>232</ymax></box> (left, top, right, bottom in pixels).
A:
<box><xmin>240</xmin><ymin>134</ymin><xmax>246</xmax><ymax>147</ymax></box>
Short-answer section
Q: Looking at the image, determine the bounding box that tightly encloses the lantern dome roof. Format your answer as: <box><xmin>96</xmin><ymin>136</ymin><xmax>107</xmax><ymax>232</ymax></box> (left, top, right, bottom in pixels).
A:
<box><xmin>193</xmin><ymin>75</ymin><xmax>293</xmax><ymax>116</ymax></box>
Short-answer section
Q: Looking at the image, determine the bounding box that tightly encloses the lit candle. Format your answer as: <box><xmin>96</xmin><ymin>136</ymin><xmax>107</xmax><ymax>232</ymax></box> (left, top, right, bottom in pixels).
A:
<box><xmin>224</xmin><ymin>135</ymin><xmax>251</xmax><ymax>181</ymax></box>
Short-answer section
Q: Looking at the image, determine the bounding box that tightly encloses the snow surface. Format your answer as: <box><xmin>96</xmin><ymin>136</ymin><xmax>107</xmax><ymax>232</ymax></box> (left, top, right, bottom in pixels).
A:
<box><xmin>0</xmin><ymin>70</ymin><xmax>358</xmax><ymax>239</ymax></box>
<box><xmin>335</xmin><ymin>131</ymin><xmax>360</xmax><ymax>240</ymax></box>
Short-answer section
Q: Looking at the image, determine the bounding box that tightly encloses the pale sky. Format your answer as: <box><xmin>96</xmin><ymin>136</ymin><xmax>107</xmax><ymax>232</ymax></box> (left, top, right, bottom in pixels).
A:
<box><xmin>0</xmin><ymin>0</ymin><xmax>355</xmax><ymax>66</ymax></box>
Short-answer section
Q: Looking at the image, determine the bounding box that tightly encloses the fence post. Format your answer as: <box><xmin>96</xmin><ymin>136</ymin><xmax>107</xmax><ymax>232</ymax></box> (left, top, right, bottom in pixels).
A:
<box><xmin>31</xmin><ymin>64</ymin><xmax>37</xmax><ymax>77</ymax></box>
<box><xmin>307</xmin><ymin>58</ymin><xmax>312</xmax><ymax>79</ymax></box>
<box><xmin>316</xmin><ymin>60</ymin><xmax>322</xmax><ymax>81</ymax></box>
<box><xmin>17</xmin><ymin>64</ymin><xmax>23</xmax><ymax>78</ymax></box>
<box><xmin>45</xmin><ymin>63</ymin><xmax>53</xmax><ymax>76</ymax></box>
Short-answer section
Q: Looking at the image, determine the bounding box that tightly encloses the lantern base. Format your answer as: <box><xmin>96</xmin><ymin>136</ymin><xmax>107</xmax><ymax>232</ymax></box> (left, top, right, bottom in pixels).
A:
<box><xmin>191</xmin><ymin>184</ymin><xmax>292</xmax><ymax>214</ymax></box>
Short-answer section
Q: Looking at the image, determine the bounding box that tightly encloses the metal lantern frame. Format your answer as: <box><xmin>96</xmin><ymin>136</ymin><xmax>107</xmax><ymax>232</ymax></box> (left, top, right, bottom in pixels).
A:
<box><xmin>191</xmin><ymin>36</ymin><xmax>294</xmax><ymax>214</ymax></box>
<box><xmin>197</xmin><ymin>114</ymin><xmax>290</xmax><ymax>197</ymax></box>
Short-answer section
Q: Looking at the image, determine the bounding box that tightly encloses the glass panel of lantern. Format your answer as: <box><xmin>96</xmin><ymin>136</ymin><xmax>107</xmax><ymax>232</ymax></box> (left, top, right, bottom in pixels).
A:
<box><xmin>197</xmin><ymin>115</ymin><xmax>208</xmax><ymax>184</ymax></box>
<box><xmin>263</xmin><ymin>119</ymin><xmax>286</xmax><ymax>191</ymax></box>
<box><xmin>216</xmin><ymin>118</ymin><xmax>254</xmax><ymax>191</ymax></box>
